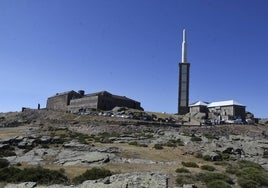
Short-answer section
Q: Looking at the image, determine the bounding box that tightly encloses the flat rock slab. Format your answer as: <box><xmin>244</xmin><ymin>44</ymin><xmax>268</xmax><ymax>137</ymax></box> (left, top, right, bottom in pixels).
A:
<box><xmin>54</xmin><ymin>149</ymin><xmax>115</xmax><ymax>166</ymax></box>
<box><xmin>5</xmin><ymin>172</ymin><xmax>168</xmax><ymax>188</ymax></box>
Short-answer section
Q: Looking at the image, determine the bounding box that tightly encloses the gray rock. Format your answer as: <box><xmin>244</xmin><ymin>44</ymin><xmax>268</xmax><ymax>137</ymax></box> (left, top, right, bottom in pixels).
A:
<box><xmin>63</xmin><ymin>140</ymin><xmax>91</xmax><ymax>150</ymax></box>
<box><xmin>77</xmin><ymin>172</ymin><xmax>167</xmax><ymax>188</ymax></box>
<box><xmin>54</xmin><ymin>149</ymin><xmax>114</xmax><ymax>166</ymax></box>
<box><xmin>183</xmin><ymin>184</ymin><xmax>196</xmax><ymax>188</ymax></box>
<box><xmin>39</xmin><ymin>135</ymin><xmax>52</xmax><ymax>144</ymax></box>
<box><xmin>6</xmin><ymin>148</ymin><xmax>59</xmax><ymax>165</ymax></box>
<box><xmin>8</xmin><ymin>172</ymin><xmax>167</xmax><ymax>188</ymax></box>
<box><xmin>5</xmin><ymin>182</ymin><xmax>37</xmax><ymax>188</ymax></box>
<box><xmin>18</xmin><ymin>138</ymin><xmax>35</xmax><ymax>149</ymax></box>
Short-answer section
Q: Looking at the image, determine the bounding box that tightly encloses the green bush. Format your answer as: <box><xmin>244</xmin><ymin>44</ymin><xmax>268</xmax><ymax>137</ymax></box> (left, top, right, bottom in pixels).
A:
<box><xmin>201</xmin><ymin>165</ymin><xmax>215</xmax><ymax>171</ymax></box>
<box><xmin>128</xmin><ymin>141</ymin><xmax>148</xmax><ymax>147</ymax></box>
<box><xmin>197</xmin><ymin>172</ymin><xmax>233</xmax><ymax>185</ymax></box>
<box><xmin>165</xmin><ymin>142</ymin><xmax>177</xmax><ymax>147</ymax></box>
<box><xmin>153</xmin><ymin>144</ymin><xmax>163</xmax><ymax>150</ymax></box>
<box><xmin>164</xmin><ymin>139</ymin><xmax>184</xmax><ymax>147</ymax></box>
<box><xmin>0</xmin><ymin>147</ymin><xmax>16</xmax><ymax>157</ymax></box>
<box><xmin>0</xmin><ymin>166</ymin><xmax>68</xmax><ymax>184</ymax></box>
<box><xmin>237</xmin><ymin>178</ymin><xmax>260</xmax><ymax>188</ymax></box>
<box><xmin>203</xmin><ymin>155</ymin><xmax>212</xmax><ymax>161</ymax></box>
<box><xmin>214</xmin><ymin>161</ymin><xmax>229</xmax><ymax>166</ymax></box>
<box><xmin>190</xmin><ymin>136</ymin><xmax>202</xmax><ymax>142</ymax></box>
<box><xmin>237</xmin><ymin>160</ymin><xmax>262</xmax><ymax>170</ymax></box>
<box><xmin>129</xmin><ymin>141</ymin><xmax>138</xmax><ymax>146</ymax></box>
<box><xmin>207</xmin><ymin>180</ymin><xmax>231</xmax><ymax>188</ymax></box>
<box><xmin>203</xmin><ymin>133</ymin><xmax>218</xmax><ymax>140</ymax></box>
<box><xmin>238</xmin><ymin>167</ymin><xmax>268</xmax><ymax>187</ymax></box>
<box><xmin>225</xmin><ymin>165</ymin><xmax>239</xmax><ymax>174</ymax></box>
<box><xmin>73</xmin><ymin>167</ymin><xmax>112</xmax><ymax>184</ymax></box>
<box><xmin>175</xmin><ymin>167</ymin><xmax>190</xmax><ymax>173</ymax></box>
<box><xmin>0</xmin><ymin>158</ymin><xmax>9</xmax><ymax>169</ymax></box>
<box><xmin>182</xmin><ymin>161</ymin><xmax>199</xmax><ymax>168</ymax></box>
<box><xmin>175</xmin><ymin>175</ymin><xmax>195</xmax><ymax>185</ymax></box>
<box><xmin>19</xmin><ymin>166</ymin><xmax>68</xmax><ymax>184</ymax></box>
<box><xmin>223</xmin><ymin>160</ymin><xmax>268</xmax><ymax>188</ymax></box>
<box><xmin>0</xmin><ymin>166</ymin><xmax>22</xmax><ymax>182</ymax></box>
<box><xmin>194</xmin><ymin>152</ymin><xmax>203</xmax><ymax>158</ymax></box>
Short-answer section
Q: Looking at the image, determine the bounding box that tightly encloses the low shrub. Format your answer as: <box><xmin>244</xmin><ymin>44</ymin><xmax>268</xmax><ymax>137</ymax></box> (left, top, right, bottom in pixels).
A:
<box><xmin>128</xmin><ymin>141</ymin><xmax>148</xmax><ymax>147</ymax></box>
<box><xmin>225</xmin><ymin>165</ymin><xmax>239</xmax><ymax>174</ymax></box>
<box><xmin>0</xmin><ymin>166</ymin><xmax>22</xmax><ymax>182</ymax></box>
<box><xmin>207</xmin><ymin>180</ymin><xmax>231</xmax><ymax>188</ymax></box>
<box><xmin>197</xmin><ymin>172</ymin><xmax>233</xmax><ymax>185</ymax></box>
<box><xmin>237</xmin><ymin>178</ymin><xmax>260</xmax><ymax>188</ymax></box>
<box><xmin>182</xmin><ymin>161</ymin><xmax>199</xmax><ymax>168</ymax></box>
<box><xmin>175</xmin><ymin>175</ymin><xmax>195</xmax><ymax>185</ymax></box>
<box><xmin>203</xmin><ymin>155</ymin><xmax>212</xmax><ymax>161</ymax></box>
<box><xmin>203</xmin><ymin>133</ymin><xmax>218</xmax><ymax>140</ymax></box>
<box><xmin>0</xmin><ymin>159</ymin><xmax>9</xmax><ymax>169</ymax></box>
<box><xmin>214</xmin><ymin>161</ymin><xmax>229</xmax><ymax>166</ymax></box>
<box><xmin>165</xmin><ymin>142</ymin><xmax>177</xmax><ymax>147</ymax></box>
<box><xmin>238</xmin><ymin>167</ymin><xmax>268</xmax><ymax>187</ymax></box>
<box><xmin>73</xmin><ymin>167</ymin><xmax>112</xmax><ymax>184</ymax></box>
<box><xmin>0</xmin><ymin>166</ymin><xmax>68</xmax><ymax>184</ymax></box>
<box><xmin>164</xmin><ymin>139</ymin><xmax>184</xmax><ymax>147</ymax></box>
<box><xmin>153</xmin><ymin>144</ymin><xmax>163</xmax><ymax>150</ymax></box>
<box><xmin>138</xmin><ymin>143</ymin><xmax>148</xmax><ymax>147</ymax></box>
<box><xmin>237</xmin><ymin>160</ymin><xmax>262</xmax><ymax>170</ymax></box>
<box><xmin>128</xmin><ymin>141</ymin><xmax>138</xmax><ymax>146</ymax></box>
<box><xmin>190</xmin><ymin>136</ymin><xmax>202</xmax><ymax>142</ymax></box>
<box><xmin>175</xmin><ymin>167</ymin><xmax>190</xmax><ymax>173</ymax></box>
<box><xmin>201</xmin><ymin>165</ymin><xmax>215</xmax><ymax>171</ymax></box>
<box><xmin>0</xmin><ymin>147</ymin><xmax>16</xmax><ymax>157</ymax></box>
<box><xmin>194</xmin><ymin>152</ymin><xmax>203</xmax><ymax>158</ymax></box>
<box><xmin>223</xmin><ymin>160</ymin><xmax>268</xmax><ymax>188</ymax></box>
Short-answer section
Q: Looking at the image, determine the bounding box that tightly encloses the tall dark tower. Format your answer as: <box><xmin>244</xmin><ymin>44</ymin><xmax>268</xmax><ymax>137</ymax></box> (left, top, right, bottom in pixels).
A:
<box><xmin>178</xmin><ymin>29</ymin><xmax>190</xmax><ymax>115</ymax></box>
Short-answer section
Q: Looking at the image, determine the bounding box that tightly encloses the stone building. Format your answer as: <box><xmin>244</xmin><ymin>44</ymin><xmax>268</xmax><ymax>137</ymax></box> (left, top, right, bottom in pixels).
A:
<box><xmin>189</xmin><ymin>101</ymin><xmax>209</xmax><ymax>114</ymax></box>
<box><xmin>46</xmin><ymin>90</ymin><xmax>83</xmax><ymax>111</ymax></box>
<box><xmin>189</xmin><ymin>100</ymin><xmax>246</xmax><ymax>121</ymax></box>
<box><xmin>46</xmin><ymin>90</ymin><xmax>143</xmax><ymax>112</ymax></box>
<box><xmin>207</xmin><ymin>100</ymin><xmax>246</xmax><ymax>121</ymax></box>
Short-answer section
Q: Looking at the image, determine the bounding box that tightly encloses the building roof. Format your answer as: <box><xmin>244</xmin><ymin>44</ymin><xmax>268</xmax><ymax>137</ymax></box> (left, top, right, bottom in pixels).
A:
<box><xmin>86</xmin><ymin>91</ymin><xmax>112</xmax><ymax>97</ymax></box>
<box><xmin>86</xmin><ymin>91</ymin><xmax>139</xmax><ymax>103</ymax></box>
<box><xmin>207</xmin><ymin>100</ymin><xmax>245</xmax><ymax>108</ymax></box>
<box><xmin>189</xmin><ymin>101</ymin><xmax>209</xmax><ymax>107</ymax></box>
<box><xmin>48</xmin><ymin>90</ymin><xmax>78</xmax><ymax>98</ymax></box>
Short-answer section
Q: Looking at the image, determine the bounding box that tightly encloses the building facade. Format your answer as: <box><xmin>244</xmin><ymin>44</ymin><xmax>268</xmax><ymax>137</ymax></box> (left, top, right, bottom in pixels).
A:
<box><xmin>189</xmin><ymin>100</ymin><xmax>246</xmax><ymax>121</ymax></box>
<box><xmin>46</xmin><ymin>90</ymin><xmax>143</xmax><ymax>112</ymax></box>
<box><xmin>46</xmin><ymin>90</ymin><xmax>82</xmax><ymax>111</ymax></box>
<box><xmin>207</xmin><ymin>100</ymin><xmax>246</xmax><ymax>121</ymax></box>
<box><xmin>189</xmin><ymin>101</ymin><xmax>209</xmax><ymax>114</ymax></box>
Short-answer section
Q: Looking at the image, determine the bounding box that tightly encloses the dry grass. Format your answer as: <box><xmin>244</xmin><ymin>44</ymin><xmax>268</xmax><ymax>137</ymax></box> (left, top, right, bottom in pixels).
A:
<box><xmin>0</xmin><ymin>126</ymin><xmax>33</xmax><ymax>139</ymax></box>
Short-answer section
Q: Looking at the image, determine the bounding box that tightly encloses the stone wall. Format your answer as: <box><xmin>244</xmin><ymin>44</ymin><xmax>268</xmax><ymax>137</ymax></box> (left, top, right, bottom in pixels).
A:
<box><xmin>208</xmin><ymin>105</ymin><xmax>246</xmax><ymax>120</ymax></box>
<box><xmin>46</xmin><ymin>91</ymin><xmax>81</xmax><ymax>111</ymax></box>
<box><xmin>47</xmin><ymin>90</ymin><xmax>143</xmax><ymax>112</ymax></box>
<box><xmin>68</xmin><ymin>96</ymin><xmax>98</xmax><ymax>113</ymax></box>
<box><xmin>98</xmin><ymin>95</ymin><xmax>142</xmax><ymax>111</ymax></box>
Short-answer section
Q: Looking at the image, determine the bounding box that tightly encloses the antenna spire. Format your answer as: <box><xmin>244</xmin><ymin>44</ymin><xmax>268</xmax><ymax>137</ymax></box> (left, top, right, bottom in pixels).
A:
<box><xmin>182</xmin><ymin>29</ymin><xmax>187</xmax><ymax>63</ymax></box>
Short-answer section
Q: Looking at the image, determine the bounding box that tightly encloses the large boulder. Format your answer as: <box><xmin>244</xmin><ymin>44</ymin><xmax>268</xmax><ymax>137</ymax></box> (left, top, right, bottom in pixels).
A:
<box><xmin>77</xmin><ymin>172</ymin><xmax>167</xmax><ymax>188</ymax></box>
<box><xmin>54</xmin><ymin>150</ymin><xmax>114</xmax><ymax>166</ymax></box>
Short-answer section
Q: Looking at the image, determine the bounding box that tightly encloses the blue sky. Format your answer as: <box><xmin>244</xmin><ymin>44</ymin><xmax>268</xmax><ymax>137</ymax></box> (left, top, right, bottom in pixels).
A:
<box><xmin>0</xmin><ymin>0</ymin><xmax>268</xmax><ymax>118</ymax></box>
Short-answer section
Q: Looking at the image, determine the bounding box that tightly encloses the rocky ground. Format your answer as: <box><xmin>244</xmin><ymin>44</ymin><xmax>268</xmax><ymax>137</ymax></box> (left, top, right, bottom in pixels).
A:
<box><xmin>1</xmin><ymin>109</ymin><xmax>268</xmax><ymax>188</ymax></box>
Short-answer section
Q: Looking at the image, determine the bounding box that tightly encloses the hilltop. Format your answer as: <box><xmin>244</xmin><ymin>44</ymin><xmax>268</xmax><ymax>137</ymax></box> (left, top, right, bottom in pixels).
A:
<box><xmin>1</xmin><ymin>109</ymin><xmax>268</xmax><ymax>188</ymax></box>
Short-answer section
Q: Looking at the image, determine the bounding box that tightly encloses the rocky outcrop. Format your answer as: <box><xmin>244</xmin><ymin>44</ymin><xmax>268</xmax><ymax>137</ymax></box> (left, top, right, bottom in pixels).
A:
<box><xmin>54</xmin><ymin>150</ymin><xmax>114</xmax><ymax>166</ymax></box>
<box><xmin>5</xmin><ymin>172</ymin><xmax>168</xmax><ymax>188</ymax></box>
